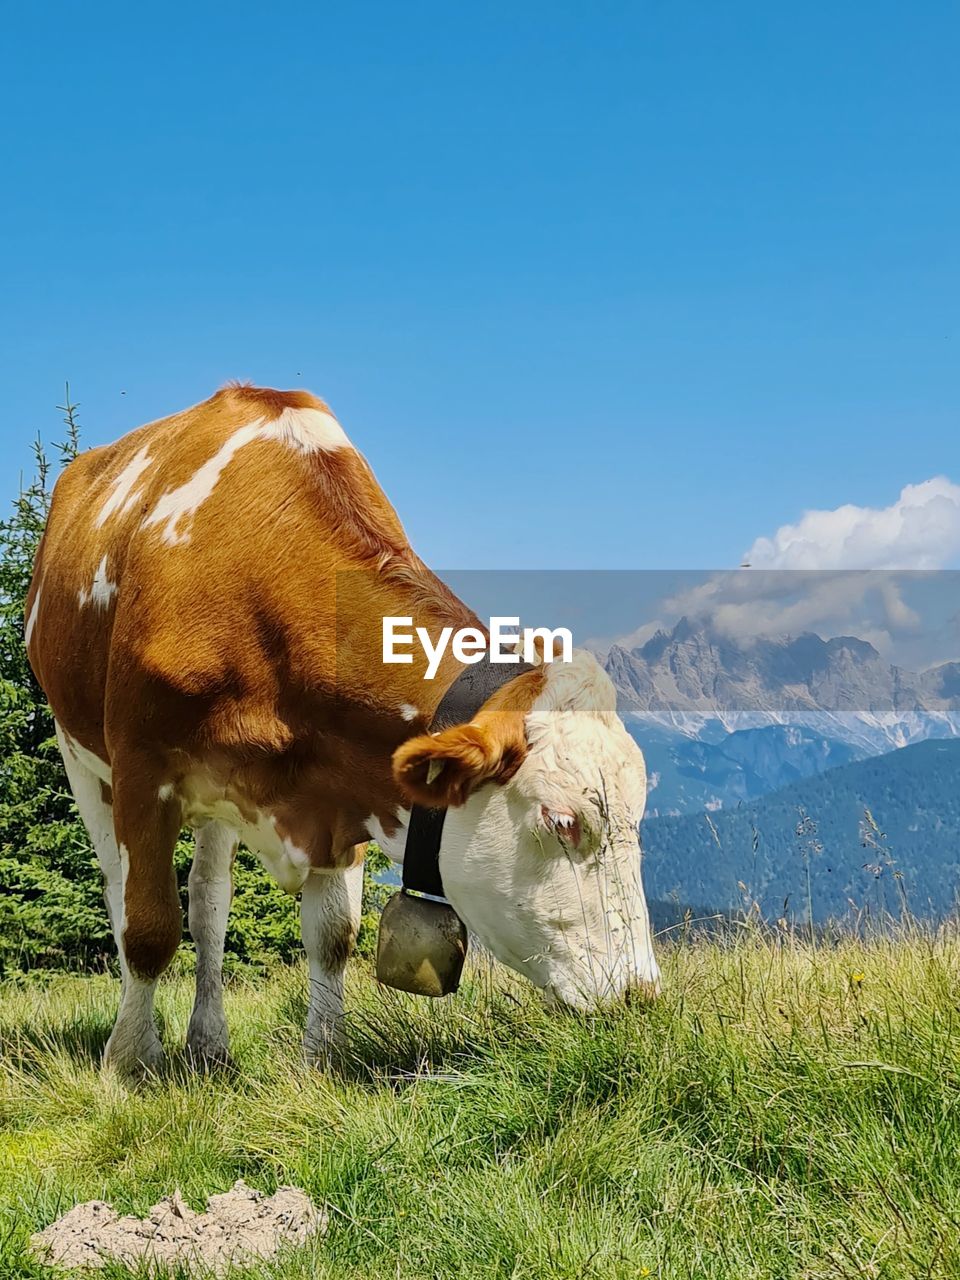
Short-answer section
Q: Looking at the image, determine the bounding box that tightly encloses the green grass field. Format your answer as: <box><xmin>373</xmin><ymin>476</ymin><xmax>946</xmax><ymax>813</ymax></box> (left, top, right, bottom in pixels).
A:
<box><xmin>2</xmin><ymin>930</ymin><xmax>959</xmax><ymax>1279</ymax></box>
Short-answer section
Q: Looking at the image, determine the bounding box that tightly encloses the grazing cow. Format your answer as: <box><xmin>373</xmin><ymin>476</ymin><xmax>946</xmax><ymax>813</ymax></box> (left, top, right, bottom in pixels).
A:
<box><xmin>25</xmin><ymin>384</ymin><xmax>659</xmax><ymax>1075</ymax></box>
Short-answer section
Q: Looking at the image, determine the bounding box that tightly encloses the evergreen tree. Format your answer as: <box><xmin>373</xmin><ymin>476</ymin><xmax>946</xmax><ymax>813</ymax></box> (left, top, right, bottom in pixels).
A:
<box><xmin>0</xmin><ymin>393</ymin><xmax>108</xmax><ymax>972</ymax></box>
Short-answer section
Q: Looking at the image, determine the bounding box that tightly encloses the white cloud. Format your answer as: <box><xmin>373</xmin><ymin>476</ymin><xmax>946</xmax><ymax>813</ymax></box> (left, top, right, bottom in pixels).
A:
<box><xmin>653</xmin><ymin>569</ymin><xmax>919</xmax><ymax>652</ymax></box>
<box><xmin>744</xmin><ymin>477</ymin><xmax>960</xmax><ymax>571</ymax></box>
<box><xmin>588</xmin><ymin>480</ymin><xmax>960</xmax><ymax>665</ymax></box>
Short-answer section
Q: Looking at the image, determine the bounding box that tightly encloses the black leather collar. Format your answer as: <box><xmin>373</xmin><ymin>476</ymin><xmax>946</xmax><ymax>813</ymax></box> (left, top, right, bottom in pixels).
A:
<box><xmin>402</xmin><ymin>656</ymin><xmax>534</xmax><ymax>898</ymax></box>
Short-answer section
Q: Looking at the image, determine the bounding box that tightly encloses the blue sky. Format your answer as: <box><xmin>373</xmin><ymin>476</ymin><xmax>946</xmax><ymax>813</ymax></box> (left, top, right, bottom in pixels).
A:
<box><xmin>2</xmin><ymin>1</ymin><xmax>957</xmax><ymax>570</ymax></box>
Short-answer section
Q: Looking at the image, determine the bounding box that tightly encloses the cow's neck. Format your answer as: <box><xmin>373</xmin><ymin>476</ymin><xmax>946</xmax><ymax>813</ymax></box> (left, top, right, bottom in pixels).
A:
<box><xmin>274</xmin><ymin>558</ymin><xmax>489</xmax><ymax>853</ymax></box>
<box><xmin>328</xmin><ymin>555</ymin><xmax>484</xmax><ymax>727</ymax></box>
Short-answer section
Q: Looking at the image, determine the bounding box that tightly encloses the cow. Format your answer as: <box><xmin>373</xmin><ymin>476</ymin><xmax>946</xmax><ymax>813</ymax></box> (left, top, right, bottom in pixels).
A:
<box><xmin>25</xmin><ymin>384</ymin><xmax>659</xmax><ymax>1076</ymax></box>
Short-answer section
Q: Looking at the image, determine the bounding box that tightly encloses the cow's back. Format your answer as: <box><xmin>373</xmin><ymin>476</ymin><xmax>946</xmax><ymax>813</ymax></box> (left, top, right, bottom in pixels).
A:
<box><xmin>26</xmin><ymin>384</ymin><xmax>412</xmax><ymax>763</ymax></box>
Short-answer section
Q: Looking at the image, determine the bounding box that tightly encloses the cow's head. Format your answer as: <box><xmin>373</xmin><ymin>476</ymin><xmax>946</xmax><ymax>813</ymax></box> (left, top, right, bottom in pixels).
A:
<box><xmin>392</xmin><ymin>650</ymin><xmax>659</xmax><ymax>1009</ymax></box>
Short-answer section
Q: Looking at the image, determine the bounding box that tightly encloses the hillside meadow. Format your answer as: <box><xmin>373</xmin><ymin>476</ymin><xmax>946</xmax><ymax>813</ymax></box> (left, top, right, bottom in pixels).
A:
<box><xmin>1</xmin><ymin>928</ymin><xmax>959</xmax><ymax>1279</ymax></box>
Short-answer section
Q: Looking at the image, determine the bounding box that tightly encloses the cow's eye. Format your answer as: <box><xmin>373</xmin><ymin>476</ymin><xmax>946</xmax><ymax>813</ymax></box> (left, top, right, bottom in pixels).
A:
<box><xmin>540</xmin><ymin>805</ymin><xmax>582</xmax><ymax>849</ymax></box>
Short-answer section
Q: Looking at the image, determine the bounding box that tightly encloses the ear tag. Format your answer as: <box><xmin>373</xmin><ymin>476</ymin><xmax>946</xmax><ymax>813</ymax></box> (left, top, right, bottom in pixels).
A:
<box><xmin>426</xmin><ymin>759</ymin><xmax>445</xmax><ymax>785</ymax></box>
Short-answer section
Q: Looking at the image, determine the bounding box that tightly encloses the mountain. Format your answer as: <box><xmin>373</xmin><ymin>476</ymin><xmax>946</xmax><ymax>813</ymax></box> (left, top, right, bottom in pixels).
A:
<box><xmin>606</xmin><ymin>618</ymin><xmax>960</xmax><ymax>754</ymax></box>
<box><xmin>642</xmin><ymin>738</ymin><xmax>960</xmax><ymax>923</ymax></box>
<box><xmin>600</xmin><ymin>618</ymin><xmax>960</xmax><ymax>921</ymax></box>
<box><xmin>638</xmin><ymin>721</ymin><xmax>864</xmax><ymax>817</ymax></box>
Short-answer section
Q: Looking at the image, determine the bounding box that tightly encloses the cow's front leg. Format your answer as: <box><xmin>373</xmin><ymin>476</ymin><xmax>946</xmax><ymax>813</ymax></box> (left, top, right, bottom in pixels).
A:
<box><xmin>300</xmin><ymin>856</ymin><xmax>364</xmax><ymax>1065</ymax></box>
<box><xmin>186</xmin><ymin>821</ymin><xmax>236</xmax><ymax>1069</ymax></box>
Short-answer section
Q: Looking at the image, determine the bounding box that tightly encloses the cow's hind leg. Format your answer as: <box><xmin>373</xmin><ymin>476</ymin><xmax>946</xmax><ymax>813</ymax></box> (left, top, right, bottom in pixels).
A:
<box><xmin>55</xmin><ymin>724</ymin><xmax>129</xmax><ymax>987</ymax></box>
<box><xmin>102</xmin><ymin>755</ymin><xmax>183</xmax><ymax>1077</ymax></box>
<box><xmin>301</xmin><ymin>853</ymin><xmax>364</xmax><ymax>1065</ymax></box>
<box><xmin>186</xmin><ymin>821</ymin><xmax>236</xmax><ymax>1069</ymax></box>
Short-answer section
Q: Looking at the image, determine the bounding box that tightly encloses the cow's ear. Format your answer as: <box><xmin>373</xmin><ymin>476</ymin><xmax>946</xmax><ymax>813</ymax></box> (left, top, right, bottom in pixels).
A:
<box><xmin>392</xmin><ymin>711</ymin><xmax>527</xmax><ymax>808</ymax></box>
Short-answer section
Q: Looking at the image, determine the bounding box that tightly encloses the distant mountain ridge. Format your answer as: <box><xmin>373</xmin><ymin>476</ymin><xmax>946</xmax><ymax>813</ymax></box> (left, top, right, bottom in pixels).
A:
<box><xmin>636</xmin><ymin>721</ymin><xmax>864</xmax><ymax>818</ymax></box>
<box><xmin>606</xmin><ymin>618</ymin><xmax>960</xmax><ymax>754</ymax></box>
<box><xmin>642</xmin><ymin>738</ymin><xmax>960</xmax><ymax>923</ymax></box>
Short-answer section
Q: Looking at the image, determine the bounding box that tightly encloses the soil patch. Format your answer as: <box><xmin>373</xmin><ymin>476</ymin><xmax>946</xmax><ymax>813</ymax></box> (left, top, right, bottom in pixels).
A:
<box><xmin>30</xmin><ymin>1179</ymin><xmax>326</xmax><ymax>1274</ymax></box>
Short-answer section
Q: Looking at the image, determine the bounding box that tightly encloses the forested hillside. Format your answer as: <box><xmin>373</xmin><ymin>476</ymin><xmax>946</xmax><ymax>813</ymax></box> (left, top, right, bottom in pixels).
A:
<box><xmin>643</xmin><ymin>737</ymin><xmax>960</xmax><ymax>922</ymax></box>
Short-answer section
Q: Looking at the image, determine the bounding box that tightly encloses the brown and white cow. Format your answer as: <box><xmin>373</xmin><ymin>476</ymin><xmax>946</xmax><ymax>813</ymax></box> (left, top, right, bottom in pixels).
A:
<box><xmin>25</xmin><ymin>384</ymin><xmax>659</xmax><ymax>1075</ymax></box>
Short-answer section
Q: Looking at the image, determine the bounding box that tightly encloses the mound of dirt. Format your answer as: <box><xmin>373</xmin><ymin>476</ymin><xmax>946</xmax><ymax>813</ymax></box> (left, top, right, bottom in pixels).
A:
<box><xmin>30</xmin><ymin>1179</ymin><xmax>327</xmax><ymax>1275</ymax></box>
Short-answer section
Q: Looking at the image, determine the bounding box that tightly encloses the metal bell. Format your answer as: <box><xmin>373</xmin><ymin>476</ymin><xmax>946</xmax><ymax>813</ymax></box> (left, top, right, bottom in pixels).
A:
<box><xmin>375</xmin><ymin>890</ymin><xmax>468</xmax><ymax>997</ymax></box>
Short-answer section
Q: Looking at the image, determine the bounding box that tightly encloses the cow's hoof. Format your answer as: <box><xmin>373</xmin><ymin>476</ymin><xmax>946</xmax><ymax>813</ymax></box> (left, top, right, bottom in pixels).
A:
<box><xmin>186</xmin><ymin>1016</ymin><xmax>232</xmax><ymax>1071</ymax></box>
<box><xmin>302</xmin><ymin>1041</ymin><xmax>333</xmax><ymax>1070</ymax></box>
<box><xmin>303</xmin><ymin>1029</ymin><xmax>345</xmax><ymax>1069</ymax></box>
<box><xmin>103</xmin><ymin>1029</ymin><xmax>165</xmax><ymax>1080</ymax></box>
<box><xmin>186</xmin><ymin>1037</ymin><xmax>234</xmax><ymax>1072</ymax></box>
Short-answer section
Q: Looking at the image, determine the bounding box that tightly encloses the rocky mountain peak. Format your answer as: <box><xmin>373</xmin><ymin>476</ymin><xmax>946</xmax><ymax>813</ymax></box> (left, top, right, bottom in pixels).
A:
<box><xmin>604</xmin><ymin>618</ymin><xmax>960</xmax><ymax>751</ymax></box>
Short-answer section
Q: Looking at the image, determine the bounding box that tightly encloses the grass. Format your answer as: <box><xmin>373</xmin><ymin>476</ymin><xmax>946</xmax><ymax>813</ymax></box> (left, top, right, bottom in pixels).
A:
<box><xmin>1</xmin><ymin>929</ymin><xmax>960</xmax><ymax>1279</ymax></box>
